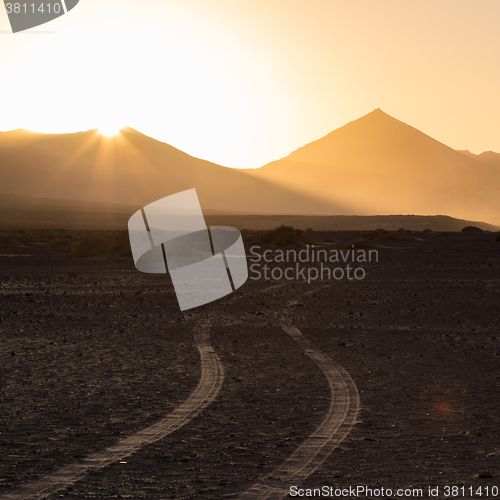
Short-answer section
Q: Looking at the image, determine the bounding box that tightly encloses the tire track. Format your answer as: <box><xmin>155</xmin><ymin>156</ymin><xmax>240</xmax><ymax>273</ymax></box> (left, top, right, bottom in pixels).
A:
<box><xmin>236</xmin><ymin>317</ymin><xmax>360</xmax><ymax>500</ymax></box>
<box><xmin>1</xmin><ymin>319</ymin><xmax>224</xmax><ymax>500</ymax></box>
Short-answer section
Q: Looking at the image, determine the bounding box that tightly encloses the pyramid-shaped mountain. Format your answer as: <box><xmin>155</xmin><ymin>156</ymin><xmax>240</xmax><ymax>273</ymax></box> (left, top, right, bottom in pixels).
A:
<box><xmin>250</xmin><ymin>109</ymin><xmax>500</xmax><ymax>220</ymax></box>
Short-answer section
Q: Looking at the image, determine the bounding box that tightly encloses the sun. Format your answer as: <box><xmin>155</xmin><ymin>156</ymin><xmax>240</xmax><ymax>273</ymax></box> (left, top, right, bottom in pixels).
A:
<box><xmin>98</xmin><ymin>124</ymin><xmax>124</xmax><ymax>137</ymax></box>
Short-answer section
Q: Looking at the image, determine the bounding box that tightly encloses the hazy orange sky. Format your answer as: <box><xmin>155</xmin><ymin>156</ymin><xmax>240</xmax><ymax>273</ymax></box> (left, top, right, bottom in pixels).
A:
<box><xmin>1</xmin><ymin>0</ymin><xmax>499</xmax><ymax>168</ymax></box>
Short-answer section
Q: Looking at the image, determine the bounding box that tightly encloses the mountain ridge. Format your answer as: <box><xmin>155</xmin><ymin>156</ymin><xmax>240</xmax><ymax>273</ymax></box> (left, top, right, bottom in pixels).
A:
<box><xmin>249</xmin><ymin>109</ymin><xmax>500</xmax><ymax>222</ymax></box>
<box><xmin>0</xmin><ymin>110</ymin><xmax>499</xmax><ymax>224</ymax></box>
<box><xmin>0</xmin><ymin>126</ymin><xmax>346</xmax><ymax>215</ymax></box>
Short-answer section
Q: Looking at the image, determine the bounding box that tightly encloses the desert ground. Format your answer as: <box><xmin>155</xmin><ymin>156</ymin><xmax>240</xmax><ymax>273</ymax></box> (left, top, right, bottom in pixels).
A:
<box><xmin>0</xmin><ymin>229</ymin><xmax>499</xmax><ymax>499</ymax></box>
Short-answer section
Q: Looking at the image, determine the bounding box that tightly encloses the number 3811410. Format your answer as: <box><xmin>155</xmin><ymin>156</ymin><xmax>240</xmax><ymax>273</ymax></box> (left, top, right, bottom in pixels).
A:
<box><xmin>5</xmin><ymin>3</ymin><xmax>62</xmax><ymax>14</ymax></box>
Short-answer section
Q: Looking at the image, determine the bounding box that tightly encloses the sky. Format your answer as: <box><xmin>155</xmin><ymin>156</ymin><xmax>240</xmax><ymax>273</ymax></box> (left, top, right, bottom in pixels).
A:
<box><xmin>0</xmin><ymin>0</ymin><xmax>499</xmax><ymax>168</ymax></box>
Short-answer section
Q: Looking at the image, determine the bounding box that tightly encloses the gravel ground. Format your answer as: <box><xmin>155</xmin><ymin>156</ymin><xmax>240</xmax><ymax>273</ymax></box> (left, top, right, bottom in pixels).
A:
<box><xmin>0</xmin><ymin>231</ymin><xmax>499</xmax><ymax>499</ymax></box>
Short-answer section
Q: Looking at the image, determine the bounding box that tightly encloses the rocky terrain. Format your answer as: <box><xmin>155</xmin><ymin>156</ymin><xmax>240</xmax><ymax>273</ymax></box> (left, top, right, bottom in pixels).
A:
<box><xmin>0</xmin><ymin>230</ymin><xmax>499</xmax><ymax>499</ymax></box>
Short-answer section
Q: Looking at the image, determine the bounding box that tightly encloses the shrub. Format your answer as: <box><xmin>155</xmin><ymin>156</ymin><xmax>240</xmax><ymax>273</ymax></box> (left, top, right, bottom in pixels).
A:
<box><xmin>67</xmin><ymin>271</ymin><xmax>79</xmax><ymax>278</ymax></box>
<box><xmin>495</xmin><ymin>232</ymin><xmax>500</xmax><ymax>242</ymax></box>
<box><xmin>461</xmin><ymin>226</ymin><xmax>483</xmax><ymax>233</ymax></box>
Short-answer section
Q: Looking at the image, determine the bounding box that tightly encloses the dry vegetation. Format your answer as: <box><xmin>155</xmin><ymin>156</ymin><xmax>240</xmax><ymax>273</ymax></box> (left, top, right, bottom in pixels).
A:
<box><xmin>462</xmin><ymin>226</ymin><xmax>484</xmax><ymax>233</ymax></box>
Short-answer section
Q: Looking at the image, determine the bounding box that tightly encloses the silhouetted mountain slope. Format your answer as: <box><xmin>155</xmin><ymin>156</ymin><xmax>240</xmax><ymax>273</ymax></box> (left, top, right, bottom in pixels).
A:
<box><xmin>0</xmin><ymin>110</ymin><xmax>499</xmax><ymax>222</ymax></box>
<box><xmin>0</xmin><ymin>127</ymin><xmax>346</xmax><ymax>215</ymax></box>
<box><xmin>459</xmin><ymin>149</ymin><xmax>500</xmax><ymax>170</ymax></box>
<box><xmin>251</xmin><ymin>109</ymin><xmax>500</xmax><ymax>221</ymax></box>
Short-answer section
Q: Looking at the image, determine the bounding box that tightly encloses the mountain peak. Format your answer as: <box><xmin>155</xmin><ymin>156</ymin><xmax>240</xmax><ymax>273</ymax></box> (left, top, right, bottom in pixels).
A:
<box><xmin>256</xmin><ymin>110</ymin><xmax>500</xmax><ymax>222</ymax></box>
<box><xmin>360</xmin><ymin>108</ymin><xmax>401</xmax><ymax>124</ymax></box>
<box><xmin>366</xmin><ymin>107</ymin><xmax>392</xmax><ymax>118</ymax></box>
<box><xmin>283</xmin><ymin>107</ymin><xmax>443</xmax><ymax>166</ymax></box>
<box><xmin>350</xmin><ymin>108</ymin><xmax>406</xmax><ymax>129</ymax></box>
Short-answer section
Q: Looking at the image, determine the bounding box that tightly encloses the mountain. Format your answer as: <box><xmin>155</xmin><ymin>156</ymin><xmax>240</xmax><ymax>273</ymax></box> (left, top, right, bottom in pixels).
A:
<box><xmin>250</xmin><ymin>109</ymin><xmax>500</xmax><ymax>222</ymax></box>
<box><xmin>0</xmin><ymin>111</ymin><xmax>499</xmax><ymax>224</ymax></box>
<box><xmin>0</xmin><ymin>127</ymin><xmax>344</xmax><ymax>215</ymax></box>
<box><xmin>459</xmin><ymin>149</ymin><xmax>500</xmax><ymax>169</ymax></box>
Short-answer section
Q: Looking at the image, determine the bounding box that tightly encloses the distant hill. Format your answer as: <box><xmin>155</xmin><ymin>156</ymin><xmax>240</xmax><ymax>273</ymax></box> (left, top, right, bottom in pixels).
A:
<box><xmin>250</xmin><ymin>109</ymin><xmax>500</xmax><ymax>223</ymax></box>
<box><xmin>0</xmin><ymin>192</ymin><xmax>261</xmax><ymax>216</ymax></box>
<box><xmin>0</xmin><ymin>193</ymin><xmax>276</xmax><ymax>230</ymax></box>
<box><xmin>0</xmin><ymin>128</ymin><xmax>343</xmax><ymax>215</ymax></box>
<box><xmin>458</xmin><ymin>149</ymin><xmax>500</xmax><ymax>169</ymax></box>
<box><xmin>0</xmin><ymin>192</ymin><xmax>138</xmax><ymax>213</ymax></box>
<box><xmin>205</xmin><ymin>215</ymin><xmax>498</xmax><ymax>233</ymax></box>
<box><xmin>0</xmin><ymin>111</ymin><xmax>499</xmax><ymax>226</ymax></box>
<box><xmin>0</xmin><ymin>192</ymin><xmax>495</xmax><ymax>232</ymax></box>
